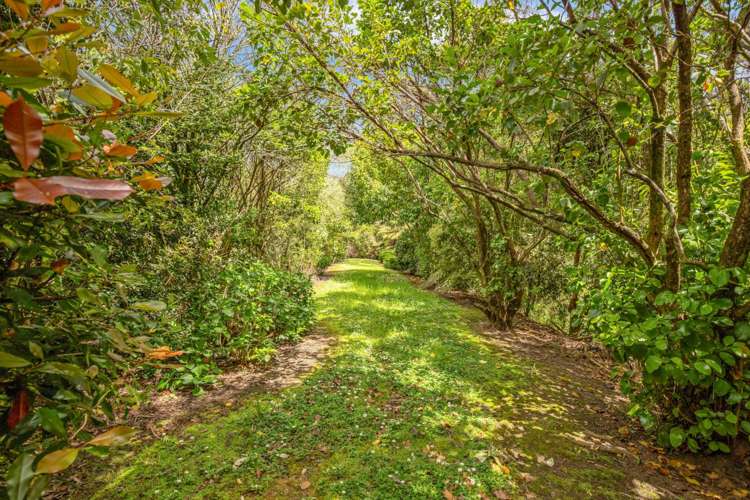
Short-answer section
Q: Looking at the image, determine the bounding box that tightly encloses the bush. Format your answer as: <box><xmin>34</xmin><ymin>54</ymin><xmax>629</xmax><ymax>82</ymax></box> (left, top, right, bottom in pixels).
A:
<box><xmin>379</xmin><ymin>248</ymin><xmax>398</xmax><ymax>269</ymax></box>
<box><xmin>153</xmin><ymin>259</ymin><xmax>314</xmax><ymax>392</ymax></box>
<box><xmin>586</xmin><ymin>266</ymin><xmax>750</xmax><ymax>452</ymax></box>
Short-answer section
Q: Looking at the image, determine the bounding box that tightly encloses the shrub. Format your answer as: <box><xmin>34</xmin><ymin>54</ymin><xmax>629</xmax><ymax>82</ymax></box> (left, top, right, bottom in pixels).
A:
<box><xmin>378</xmin><ymin>248</ymin><xmax>398</xmax><ymax>269</ymax></box>
<box><xmin>586</xmin><ymin>266</ymin><xmax>750</xmax><ymax>452</ymax></box>
<box><xmin>153</xmin><ymin>259</ymin><xmax>314</xmax><ymax>392</ymax></box>
<box><xmin>0</xmin><ymin>2</ymin><xmax>175</xmax><ymax>492</ymax></box>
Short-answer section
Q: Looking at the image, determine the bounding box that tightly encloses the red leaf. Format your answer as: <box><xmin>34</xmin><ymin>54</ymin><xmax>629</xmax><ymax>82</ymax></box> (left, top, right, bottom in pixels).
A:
<box><xmin>48</xmin><ymin>176</ymin><xmax>133</xmax><ymax>200</ymax></box>
<box><xmin>3</xmin><ymin>97</ymin><xmax>43</xmax><ymax>170</ymax></box>
<box><xmin>41</xmin><ymin>0</ymin><xmax>62</xmax><ymax>12</ymax></box>
<box><xmin>13</xmin><ymin>178</ymin><xmax>66</xmax><ymax>205</ymax></box>
<box><xmin>13</xmin><ymin>176</ymin><xmax>133</xmax><ymax>205</ymax></box>
<box><xmin>7</xmin><ymin>389</ymin><xmax>29</xmax><ymax>430</ymax></box>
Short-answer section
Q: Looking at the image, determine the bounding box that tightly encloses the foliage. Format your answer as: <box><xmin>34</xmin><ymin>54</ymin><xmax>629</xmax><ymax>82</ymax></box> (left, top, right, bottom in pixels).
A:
<box><xmin>0</xmin><ymin>0</ymin><xmax>176</xmax><ymax>493</ymax></box>
<box><xmin>244</xmin><ymin>0</ymin><xmax>750</xmax><ymax>451</ymax></box>
<box><xmin>588</xmin><ymin>265</ymin><xmax>750</xmax><ymax>452</ymax></box>
<box><xmin>0</xmin><ymin>0</ymin><xmax>346</xmax><ymax>496</ymax></box>
<box><xmin>154</xmin><ymin>259</ymin><xmax>314</xmax><ymax>393</ymax></box>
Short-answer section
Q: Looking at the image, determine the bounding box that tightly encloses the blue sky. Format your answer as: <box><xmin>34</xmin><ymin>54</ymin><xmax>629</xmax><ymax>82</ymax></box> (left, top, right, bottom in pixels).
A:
<box><xmin>327</xmin><ymin>159</ymin><xmax>351</xmax><ymax>177</ymax></box>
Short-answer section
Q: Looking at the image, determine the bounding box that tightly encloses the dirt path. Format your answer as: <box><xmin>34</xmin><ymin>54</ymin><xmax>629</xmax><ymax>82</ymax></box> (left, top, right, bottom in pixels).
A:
<box><xmin>128</xmin><ymin>329</ymin><xmax>336</xmax><ymax>437</ymax></box>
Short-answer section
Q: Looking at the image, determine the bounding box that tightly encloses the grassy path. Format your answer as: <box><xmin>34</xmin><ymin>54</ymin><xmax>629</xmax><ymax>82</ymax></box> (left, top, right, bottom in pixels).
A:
<box><xmin>87</xmin><ymin>259</ymin><xmax>687</xmax><ymax>499</ymax></box>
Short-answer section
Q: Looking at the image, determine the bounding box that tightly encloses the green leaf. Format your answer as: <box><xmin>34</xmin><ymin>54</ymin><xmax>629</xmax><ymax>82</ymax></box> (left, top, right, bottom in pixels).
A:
<box><xmin>614</xmin><ymin>101</ymin><xmax>631</xmax><ymax>118</ymax></box>
<box><xmin>76</xmin><ymin>287</ymin><xmax>99</xmax><ymax>304</ymax></box>
<box><xmin>741</xmin><ymin>421</ymin><xmax>750</xmax><ymax>434</ymax></box>
<box><xmin>36</xmin><ymin>362</ymin><xmax>89</xmax><ymax>390</ymax></box>
<box><xmin>0</xmin><ymin>76</ymin><xmax>53</xmax><ymax>91</ymax></box>
<box><xmin>734</xmin><ymin>322</ymin><xmax>750</xmax><ymax>340</ymax></box>
<box><xmin>711</xmin><ymin>298</ymin><xmax>733</xmax><ymax>310</ymax></box>
<box><xmin>693</xmin><ymin>360</ymin><xmax>712</xmax><ymax>376</ymax></box>
<box><xmin>699</xmin><ymin>303</ymin><xmax>713</xmax><ymax>316</ymax></box>
<box><xmin>647</xmin><ymin>74</ymin><xmax>663</xmax><ymax>87</ymax></box>
<box><xmin>713</xmin><ymin>379</ymin><xmax>731</xmax><ymax>397</ymax></box>
<box><xmin>131</xmin><ymin>300</ymin><xmax>166</xmax><ymax>312</ymax></box>
<box><xmin>37</xmin><ymin>408</ymin><xmax>65</xmax><ymax>437</ymax></box>
<box><xmin>28</xmin><ymin>341</ymin><xmax>43</xmax><ymax>360</ymax></box>
<box><xmin>26</xmin><ymin>476</ymin><xmax>49</xmax><ymax>500</ymax></box>
<box><xmin>705</xmin><ymin>358</ymin><xmax>723</xmax><ymax>374</ymax></box>
<box><xmin>709</xmin><ymin>267</ymin><xmax>730</xmax><ymax>287</ymax></box>
<box><xmin>644</xmin><ymin>355</ymin><xmax>662</xmax><ymax>373</ymax></box>
<box><xmin>669</xmin><ymin>426</ymin><xmax>685</xmax><ymax>448</ymax></box>
<box><xmin>654</xmin><ymin>290</ymin><xmax>674</xmax><ymax>306</ymax></box>
<box><xmin>6</xmin><ymin>453</ymin><xmax>34</xmax><ymax>500</ymax></box>
<box><xmin>719</xmin><ymin>351</ymin><xmax>736</xmax><ymax>366</ymax></box>
<box><xmin>0</xmin><ymin>351</ymin><xmax>31</xmax><ymax>368</ymax></box>
<box><xmin>725</xmin><ymin>412</ymin><xmax>738</xmax><ymax>424</ymax></box>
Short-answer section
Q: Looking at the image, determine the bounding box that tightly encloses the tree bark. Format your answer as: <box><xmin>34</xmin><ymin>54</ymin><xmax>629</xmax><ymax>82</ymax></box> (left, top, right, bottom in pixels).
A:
<box><xmin>646</xmin><ymin>87</ymin><xmax>667</xmax><ymax>254</ymax></box>
<box><xmin>672</xmin><ymin>0</ymin><xmax>693</xmax><ymax>225</ymax></box>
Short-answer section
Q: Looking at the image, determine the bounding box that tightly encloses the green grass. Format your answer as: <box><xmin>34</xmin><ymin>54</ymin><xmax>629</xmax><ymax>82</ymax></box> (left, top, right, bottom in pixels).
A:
<box><xmin>88</xmin><ymin>259</ymin><xmax>629</xmax><ymax>499</ymax></box>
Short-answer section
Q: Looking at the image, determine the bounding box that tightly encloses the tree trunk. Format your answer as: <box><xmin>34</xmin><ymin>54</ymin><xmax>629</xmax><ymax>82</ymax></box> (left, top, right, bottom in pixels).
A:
<box><xmin>664</xmin><ymin>2</ymin><xmax>693</xmax><ymax>292</ymax></box>
<box><xmin>719</xmin><ymin>12</ymin><xmax>750</xmax><ymax>268</ymax></box>
<box><xmin>646</xmin><ymin>87</ymin><xmax>667</xmax><ymax>254</ymax></box>
<box><xmin>672</xmin><ymin>0</ymin><xmax>693</xmax><ymax>225</ymax></box>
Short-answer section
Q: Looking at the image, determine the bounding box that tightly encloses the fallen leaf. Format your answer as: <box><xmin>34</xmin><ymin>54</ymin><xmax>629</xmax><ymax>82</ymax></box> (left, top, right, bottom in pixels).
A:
<box><xmin>443</xmin><ymin>489</ymin><xmax>455</xmax><ymax>500</ymax></box>
<box><xmin>300</xmin><ymin>480</ymin><xmax>311</xmax><ymax>490</ymax></box>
